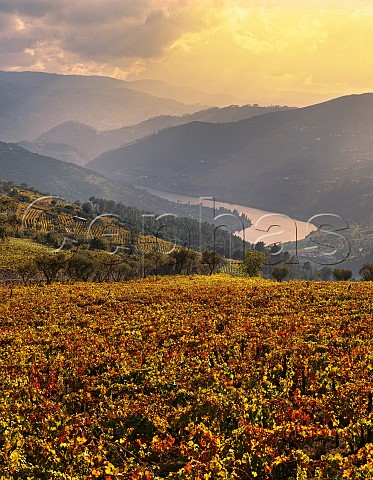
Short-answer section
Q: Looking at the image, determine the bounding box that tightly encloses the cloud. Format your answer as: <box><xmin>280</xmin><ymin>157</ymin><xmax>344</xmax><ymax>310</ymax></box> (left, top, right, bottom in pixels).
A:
<box><xmin>0</xmin><ymin>1</ymin><xmax>210</xmax><ymax>67</ymax></box>
<box><xmin>0</xmin><ymin>1</ymin><xmax>372</xmax><ymax>104</ymax></box>
<box><xmin>0</xmin><ymin>1</ymin><xmax>148</xmax><ymax>21</ymax></box>
<box><xmin>60</xmin><ymin>9</ymin><xmax>181</xmax><ymax>59</ymax></box>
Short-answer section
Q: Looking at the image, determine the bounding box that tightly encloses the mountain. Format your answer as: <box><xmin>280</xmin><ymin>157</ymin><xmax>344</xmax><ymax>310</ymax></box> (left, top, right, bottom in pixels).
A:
<box><xmin>125</xmin><ymin>79</ymin><xmax>245</xmax><ymax>107</ymax></box>
<box><xmin>0</xmin><ymin>141</ymin><xmax>186</xmax><ymax>212</ymax></box>
<box><xmin>0</xmin><ymin>71</ymin><xmax>204</xmax><ymax>142</ymax></box>
<box><xmin>0</xmin><ymin>142</ymin><xmax>250</xmax><ymax>235</ymax></box>
<box><xmin>88</xmin><ymin>94</ymin><xmax>373</xmax><ymax>223</ymax></box>
<box><xmin>31</xmin><ymin>105</ymin><xmax>294</xmax><ymax>165</ymax></box>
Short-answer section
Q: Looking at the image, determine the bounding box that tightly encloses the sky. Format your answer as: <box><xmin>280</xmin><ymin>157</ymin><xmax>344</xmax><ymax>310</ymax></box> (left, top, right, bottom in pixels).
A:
<box><xmin>0</xmin><ymin>0</ymin><xmax>372</xmax><ymax>105</ymax></box>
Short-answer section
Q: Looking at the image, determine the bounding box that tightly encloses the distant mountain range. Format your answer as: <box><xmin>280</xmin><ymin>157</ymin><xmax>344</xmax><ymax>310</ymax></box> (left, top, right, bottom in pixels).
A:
<box><xmin>125</xmin><ymin>79</ymin><xmax>246</xmax><ymax>106</ymax></box>
<box><xmin>19</xmin><ymin>104</ymin><xmax>293</xmax><ymax>165</ymax></box>
<box><xmin>0</xmin><ymin>71</ymin><xmax>204</xmax><ymax>141</ymax></box>
<box><xmin>88</xmin><ymin>94</ymin><xmax>373</xmax><ymax>223</ymax></box>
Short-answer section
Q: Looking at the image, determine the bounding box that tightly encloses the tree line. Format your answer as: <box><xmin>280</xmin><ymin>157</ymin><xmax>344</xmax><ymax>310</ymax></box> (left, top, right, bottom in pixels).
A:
<box><xmin>10</xmin><ymin>247</ymin><xmax>373</xmax><ymax>286</ymax></box>
<box><xmin>13</xmin><ymin>248</ymin><xmax>228</xmax><ymax>285</ymax></box>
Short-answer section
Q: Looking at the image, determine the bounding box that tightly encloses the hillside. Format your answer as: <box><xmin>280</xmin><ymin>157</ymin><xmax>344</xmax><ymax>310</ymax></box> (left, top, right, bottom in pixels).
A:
<box><xmin>17</xmin><ymin>140</ymin><xmax>91</xmax><ymax>166</ymax></box>
<box><xmin>24</xmin><ymin>105</ymin><xmax>294</xmax><ymax>165</ymax></box>
<box><xmin>0</xmin><ymin>71</ymin><xmax>203</xmax><ymax>141</ymax></box>
<box><xmin>0</xmin><ymin>238</ymin><xmax>48</xmax><ymax>276</ymax></box>
<box><xmin>0</xmin><ymin>142</ymin><xmax>158</xmax><ymax>208</ymax></box>
<box><xmin>0</xmin><ymin>141</ymin><xmax>216</xmax><ymax>216</ymax></box>
<box><xmin>89</xmin><ymin>94</ymin><xmax>373</xmax><ymax>224</ymax></box>
<box><xmin>0</xmin><ymin>180</ymin><xmax>249</xmax><ymax>268</ymax></box>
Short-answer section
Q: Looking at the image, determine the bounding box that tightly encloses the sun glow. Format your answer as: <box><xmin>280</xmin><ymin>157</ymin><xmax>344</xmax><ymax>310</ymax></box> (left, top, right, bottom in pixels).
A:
<box><xmin>1</xmin><ymin>1</ymin><xmax>372</xmax><ymax>105</ymax></box>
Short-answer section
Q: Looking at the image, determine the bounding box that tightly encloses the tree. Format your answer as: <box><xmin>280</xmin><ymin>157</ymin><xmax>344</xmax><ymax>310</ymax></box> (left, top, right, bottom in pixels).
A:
<box><xmin>201</xmin><ymin>250</ymin><xmax>223</xmax><ymax>275</ymax></box>
<box><xmin>89</xmin><ymin>237</ymin><xmax>108</xmax><ymax>251</ymax></box>
<box><xmin>301</xmin><ymin>261</ymin><xmax>312</xmax><ymax>280</ymax></box>
<box><xmin>243</xmin><ymin>250</ymin><xmax>267</xmax><ymax>277</ymax></box>
<box><xmin>286</xmin><ymin>256</ymin><xmax>300</xmax><ymax>280</ymax></box>
<box><xmin>332</xmin><ymin>268</ymin><xmax>352</xmax><ymax>281</ymax></box>
<box><xmin>110</xmin><ymin>256</ymin><xmax>140</xmax><ymax>281</ymax></box>
<box><xmin>91</xmin><ymin>252</ymin><xmax>115</xmax><ymax>282</ymax></box>
<box><xmin>359</xmin><ymin>263</ymin><xmax>373</xmax><ymax>281</ymax></box>
<box><xmin>170</xmin><ymin>248</ymin><xmax>200</xmax><ymax>275</ymax></box>
<box><xmin>143</xmin><ymin>251</ymin><xmax>171</xmax><ymax>277</ymax></box>
<box><xmin>254</xmin><ymin>241</ymin><xmax>267</xmax><ymax>252</ymax></box>
<box><xmin>66</xmin><ymin>251</ymin><xmax>96</xmax><ymax>282</ymax></box>
<box><xmin>16</xmin><ymin>258</ymin><xmax>38</xmax><ymax>285</ymax></box>
<box><xmin>317</xmin><ymin>266</ymin><xmax>332</xmax><ymax>281</ymax></box>
<box><xmin>81</xmin><ymin>202</ymin><xmax>93</xmax><ymax>215</ymax></box>
<box><xmin>35</xmin><ymin>252</ymin><xmax>68</xmax><ymax>284</ymax></box>
<box><xmin>272</xmin><ymin>266</ymin><xmax>289</xmax><ymax>282</ymax></box>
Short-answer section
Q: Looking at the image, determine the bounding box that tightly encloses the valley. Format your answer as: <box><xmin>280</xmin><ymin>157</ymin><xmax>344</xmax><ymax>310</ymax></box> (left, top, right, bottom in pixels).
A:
<box><xmin>89</xmin><ymin>93</ymin><xmax>373</xmax><ymax>227</ymax></box>
<box><xmin>141</xmin><ymin>187</ymin><xmax>317</xmax><ymax>245</ymax></box>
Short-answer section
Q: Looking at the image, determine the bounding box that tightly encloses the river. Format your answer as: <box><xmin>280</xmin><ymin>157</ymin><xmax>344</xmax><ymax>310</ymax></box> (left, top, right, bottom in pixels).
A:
<box><xmin>143</xmin><ymin>187</ymin><xmax>316</xmax><ymax>245</ymax></box>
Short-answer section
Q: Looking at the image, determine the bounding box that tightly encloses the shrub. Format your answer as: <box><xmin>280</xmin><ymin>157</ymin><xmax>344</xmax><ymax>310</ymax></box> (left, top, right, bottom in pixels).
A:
<box><xmin>332</xmin><ymin>268</ymin><xmax>352</xmax><ymax>281</ymax></box>
<box><xmin>243</xmin><ymin>250</ymin><xmax>267</xmax><ymax>277</ymax></box>
<box><xmin>359</xmin><ymin>263</ymin><xmax>373</xmax><ymax>281</ymax></box>
<box><xmin>272</xmin><ymin>266</ymin><xmax>289</xmax><ymax>282</ymax></box>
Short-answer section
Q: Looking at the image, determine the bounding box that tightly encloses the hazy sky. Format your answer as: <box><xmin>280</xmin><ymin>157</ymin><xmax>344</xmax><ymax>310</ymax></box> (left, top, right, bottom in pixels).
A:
<box><xmin>0</xmin><ymin>0</ymin><xmax>372</xmax><ymax>105</ymax></box>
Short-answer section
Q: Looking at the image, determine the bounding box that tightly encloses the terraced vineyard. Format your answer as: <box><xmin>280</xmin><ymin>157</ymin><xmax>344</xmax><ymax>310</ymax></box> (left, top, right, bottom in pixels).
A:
<box><xmin>18</xmin><ymin>195</ymin><xmax>174</xmax><ymax>254</ymax></box>
<box><xmin>0</xmin><ymin>275</ymin><xmax>372</xmax><ymax>478</ymax></box>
